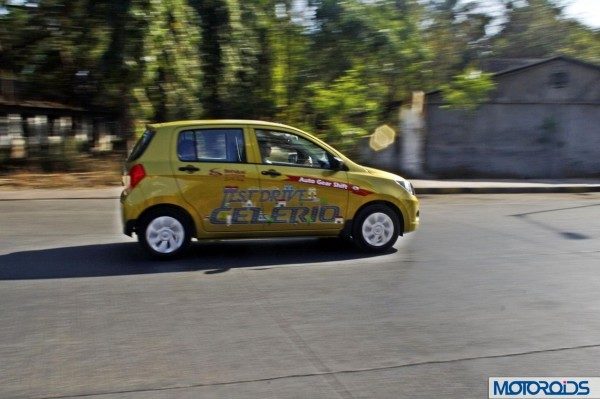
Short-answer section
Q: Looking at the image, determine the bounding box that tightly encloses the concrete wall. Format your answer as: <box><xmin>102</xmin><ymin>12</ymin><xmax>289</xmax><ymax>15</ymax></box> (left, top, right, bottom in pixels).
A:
<box><xmin>425</xmin><ymin>59</ymin><xmax>600</xmax><ymax>178</ymax></box>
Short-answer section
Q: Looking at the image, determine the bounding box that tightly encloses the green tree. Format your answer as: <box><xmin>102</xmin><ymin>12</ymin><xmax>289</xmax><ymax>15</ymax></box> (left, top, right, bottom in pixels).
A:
<box><xmin>559</xmin><ymin>23</ymin><xmax>600</xmax><ymax>65</ymax></box>
<box><xmin>492</xmin><ymin>0</ymin><xmax>568</xmax><ymax>58</ymax></box>
<box><xmin>440</xmin><ymin>67</ymin><xmax>495</xmax><ymax>110</ymax></box>
<box><xmin>0</xmin><ymin>0</ymin><xmax>108</xmax><ymax>104</ymax></box>
<box><xmin>138</xmin><ymin>0</ymin><xmax>203</xmax><ymax>121</ymax></box>
<box><xmin>308</xmin><ymin>68</ymin><xmax>383</xmax><ymax>153</ymax></box>
<box><xmin>98</xmin><ymin>0</ymin><xmax>202</xmax><ymax>126</ymax></box>
<box><xmin>488</xmin><ymin>0</ymin><xmax>600</xmax><ymax>64</ymax></box>
<box><xmin>190</xmin><ymin>0</ymin><xmax>275</xmax><ymax>118</ymax></box>
<box><xmin>1</xmin><ymin>0</ymin><xmax>202</xmax><ymax>133</ymax></box>
<box><xmin>291</xmin><ymin>0</ymin><xmax>429</xmax><ymax>150</ymax></box>
<box><xmin>3</xmin><ymin>0</ymin><xmax>598</xmax><ymax>155</ymax></box>
<box><xmin>270</xmin><ymin>1</ymin><xmax>311</xmax><ymax>119</ymax></box>
<box><xmin>423</xmin><ymin>0</ymin><xmax>492</xmax><ymax>86</ymax></box>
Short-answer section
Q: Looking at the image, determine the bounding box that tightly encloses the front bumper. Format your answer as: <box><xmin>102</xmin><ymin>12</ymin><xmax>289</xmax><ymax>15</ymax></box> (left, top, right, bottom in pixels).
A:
<box><xmin>403</xmin><ymin>196</ymin><xmax>420</xmax><ymax>233</ymax></box>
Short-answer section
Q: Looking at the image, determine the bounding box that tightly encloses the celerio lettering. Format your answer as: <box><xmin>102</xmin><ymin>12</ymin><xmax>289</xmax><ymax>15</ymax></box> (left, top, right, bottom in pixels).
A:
<box><xmin>210</xmin><ymin>187</ymin><xmax>342</xmax><ymax>225</ymax></box>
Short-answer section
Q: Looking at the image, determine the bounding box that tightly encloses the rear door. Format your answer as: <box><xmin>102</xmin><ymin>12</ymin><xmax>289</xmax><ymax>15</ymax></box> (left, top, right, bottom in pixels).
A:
<box><xmin>172</xmin><ymin>125</ymin><xmax>263</xmax><ymax>233</ymax></box>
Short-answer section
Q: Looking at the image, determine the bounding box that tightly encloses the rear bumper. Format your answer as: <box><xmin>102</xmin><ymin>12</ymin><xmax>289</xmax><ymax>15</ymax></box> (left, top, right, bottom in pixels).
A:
<box><xmin>121</xmin><ymin>189</ymin><xmax>137</xmax><ymax>236</ymax></box>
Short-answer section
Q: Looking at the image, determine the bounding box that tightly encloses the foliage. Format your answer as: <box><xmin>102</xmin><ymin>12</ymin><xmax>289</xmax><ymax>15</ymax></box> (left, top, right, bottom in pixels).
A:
<box><xmin>0</xmin><ymin>0</ymin><xmax>599</xmax><ymax>151</ymax></box>
<box><xmin>307</xmin><ymin>68</ymin><xmax>381</xmax><ymax>152</ymax></box>
<box><xmin>281</xmin><ymin>0</ymin><xmax>430</xmax><ymax>150</ymax></box>
<box><xmin>559</xmin><ymin>23</ymin><xmax>600</xmax><ymax>65</ymax></box>
<box><xmin>491</xmin><ymin>0</ymin><xmax>600</xmax><ymax>64</ymax></box>
<box><xmin>440</xmin><ymin>68</ymin><xmax>495</xmax><ymax>110</ymax></box>
<box><xmin>95</xmin><ymin>0</ymin><xmax>203</xmax><ymax>124</ymax></box>
<box><xmin>423</xmin><ymin>0</ymin><xmax>492</xmax><ymax>86</ymax></box>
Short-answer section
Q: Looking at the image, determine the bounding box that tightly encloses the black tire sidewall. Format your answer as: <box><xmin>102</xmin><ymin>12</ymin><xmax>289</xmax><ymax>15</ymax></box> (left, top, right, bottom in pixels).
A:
<box><xmin>352</xmin><ymin>204</ymin><xmax>399</xmax><ymax>252</ymax></box>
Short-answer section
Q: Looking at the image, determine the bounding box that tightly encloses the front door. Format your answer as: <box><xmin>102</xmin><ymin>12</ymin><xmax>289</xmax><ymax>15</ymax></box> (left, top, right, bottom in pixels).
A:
<box><xmin>253</xmin><ymin>128</ymin><xmax>349</xmax><ymax>232</ymax></box>
<box><xmin>172</xmin><ymin>125</ymin><xmax>263</xmax><ymax>233</ymax></box>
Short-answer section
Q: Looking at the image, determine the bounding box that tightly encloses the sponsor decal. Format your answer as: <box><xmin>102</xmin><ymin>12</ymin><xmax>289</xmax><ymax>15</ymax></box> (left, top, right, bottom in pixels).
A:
<box><xmin>208</xmin><ymin>168</ymin><xmax>246</xmax><ymax>181</ymax></box>
<box><xmin>490</xmin><ymin>378</ymin><xmax>600</xmax><ymax>398</ymax></box>
<box><xmin>209</xmin><ymin>168</ymin><xmax>223</xmax><ymax>176</ymax></box>
<box><xmin>209</xmin><ymin>186</ymin><xmax>342</xmax><ymax>225</ymax></box>
<box><xmin>220</xmin><ymin>186</ymin><xmax>318</xmax><ymax>205</ymax></box>
<box><xmin>284</xmin><ymin>175</ymin><xmax>373</xmax><ymax>196</ymax></box>
<box><xmin>224</xmin><ymin>168</ymin><xmax>246</xmax><ymax>181</ymax></box>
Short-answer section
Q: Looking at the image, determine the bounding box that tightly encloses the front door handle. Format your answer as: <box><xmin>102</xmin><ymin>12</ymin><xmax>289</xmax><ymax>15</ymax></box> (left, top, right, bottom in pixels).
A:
<box><xmin>179</xmin><ymin>165</ymin><xmax>200</xmax><ymax>173</ymax></box>
<box><xmin>261</xmin><ymin>169</ymin><xmax>281</xmax><ymax>177</ymax></box>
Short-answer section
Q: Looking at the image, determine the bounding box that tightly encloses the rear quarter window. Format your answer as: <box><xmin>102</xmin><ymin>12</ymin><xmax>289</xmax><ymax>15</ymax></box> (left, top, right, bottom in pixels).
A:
<box><xmin>127</xmin><ymin>130</ymin><xmax>155</xmax><ymax>162</ymax></box>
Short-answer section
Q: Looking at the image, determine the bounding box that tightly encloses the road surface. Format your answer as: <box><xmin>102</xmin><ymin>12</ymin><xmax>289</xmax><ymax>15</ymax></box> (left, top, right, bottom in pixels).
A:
<box><xmin>1</xmin><ymin>193</ymin><xmax>599</xmax><ymax>398</ymax></box>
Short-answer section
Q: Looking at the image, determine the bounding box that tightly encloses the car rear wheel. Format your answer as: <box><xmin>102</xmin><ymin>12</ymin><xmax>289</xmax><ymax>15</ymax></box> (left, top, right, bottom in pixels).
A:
<box><xmin>139</xmin><ymin>209</ymin><xmax>192</xmax><ymax>259</ymax></box>
<box><xmin>352</xmin><ymin>204</ymin><xmax>399</xmax><ymax>252</ymax></box>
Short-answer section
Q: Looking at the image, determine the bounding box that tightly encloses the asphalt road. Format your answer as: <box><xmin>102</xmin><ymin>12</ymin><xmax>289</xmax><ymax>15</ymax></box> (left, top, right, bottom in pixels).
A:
<box><xmin>1</xmin><ymin>193</ymin><xmax>599</xmax><ymax>398</ymax></box>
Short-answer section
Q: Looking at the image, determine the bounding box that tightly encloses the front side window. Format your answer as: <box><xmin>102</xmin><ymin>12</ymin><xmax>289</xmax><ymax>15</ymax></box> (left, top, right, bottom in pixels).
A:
<box><xmin>177</xmin><ymin>128</ymin><xmax>245</xmax><ymax>163</ymax></box>
<box><xmin>255</xmin><ymin>129</ymin><xmax>332</xmax><ymax>169</ymax></box>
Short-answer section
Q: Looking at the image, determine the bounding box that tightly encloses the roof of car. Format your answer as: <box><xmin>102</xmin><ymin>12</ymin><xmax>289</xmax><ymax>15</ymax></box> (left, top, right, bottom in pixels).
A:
<box><xmin>148</xmin><ymin>119</ymin><xmax>299</xmax><ymax>130</ymax></box>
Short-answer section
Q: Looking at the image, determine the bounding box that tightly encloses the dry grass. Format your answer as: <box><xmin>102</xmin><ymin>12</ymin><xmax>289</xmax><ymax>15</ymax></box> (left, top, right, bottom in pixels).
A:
<box><xmin>0</xmin><ymin>154</ymin><xmax>124</xmax><ymax>189</ymax></box>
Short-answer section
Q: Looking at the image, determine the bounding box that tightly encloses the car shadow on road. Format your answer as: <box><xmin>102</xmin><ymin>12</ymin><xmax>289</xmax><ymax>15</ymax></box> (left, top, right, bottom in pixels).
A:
<box><xmin>0</xmin><ymin>238</ymin><xmax>394</xmax><ymax>280</ymax></box>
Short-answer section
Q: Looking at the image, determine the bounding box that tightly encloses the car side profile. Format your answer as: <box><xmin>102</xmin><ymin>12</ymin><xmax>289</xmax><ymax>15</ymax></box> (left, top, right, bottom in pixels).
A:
<box><xmin>121</xmin><ymin>120</ymin><xmax>419</xmax><ymax>258</ymax></box>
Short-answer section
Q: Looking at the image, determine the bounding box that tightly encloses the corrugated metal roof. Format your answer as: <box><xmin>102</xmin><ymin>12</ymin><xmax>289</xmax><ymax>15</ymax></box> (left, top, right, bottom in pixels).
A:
<box><xmin>426</xmin><ymin>55</ymin><xmax>600</xmax><ymax>97</ymax></box>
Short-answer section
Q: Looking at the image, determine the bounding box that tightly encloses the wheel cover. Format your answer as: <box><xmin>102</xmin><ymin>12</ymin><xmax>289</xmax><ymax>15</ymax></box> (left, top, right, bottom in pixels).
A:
<box><xmin>145</xmin><ymin>216</ymin><xmax>185</xmax><ymax>254</ymax></box>
<box><xmin>361</xmin><ymin>212</ymin><xmax>394</xmax><ymax>247</ymax></box>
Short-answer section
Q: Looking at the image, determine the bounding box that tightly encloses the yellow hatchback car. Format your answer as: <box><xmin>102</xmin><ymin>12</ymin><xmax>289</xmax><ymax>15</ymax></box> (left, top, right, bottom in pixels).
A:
<box><xmin>121</xmin><ymin>120</ymin><xmax>419</xmax><ymax>258</ymax></box>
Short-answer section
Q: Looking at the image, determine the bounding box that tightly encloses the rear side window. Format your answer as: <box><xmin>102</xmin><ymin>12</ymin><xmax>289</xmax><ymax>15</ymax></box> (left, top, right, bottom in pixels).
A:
<box><xmin>177</xmin><ymin>128</ymin><xmax>245</xmax><ymax>163</ymax></box>
<box><xmin>128</xmin><ymin>130</ymin><xmax>155</xmax><ymax>162</ymax></box>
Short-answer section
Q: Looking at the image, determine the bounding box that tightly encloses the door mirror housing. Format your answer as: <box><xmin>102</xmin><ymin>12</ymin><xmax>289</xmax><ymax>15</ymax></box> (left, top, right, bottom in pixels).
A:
<box><xmin>331</xmin><ymin>157</ymin><xmax>348</xmax><ymax>171</ymax></box>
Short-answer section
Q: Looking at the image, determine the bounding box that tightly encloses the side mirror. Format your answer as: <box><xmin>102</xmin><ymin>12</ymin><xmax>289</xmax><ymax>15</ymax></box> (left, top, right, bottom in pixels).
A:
<box><xmin>332</xmin><ymin>157</ymin><xmax>348</xmax><ymax>171</ymax></box>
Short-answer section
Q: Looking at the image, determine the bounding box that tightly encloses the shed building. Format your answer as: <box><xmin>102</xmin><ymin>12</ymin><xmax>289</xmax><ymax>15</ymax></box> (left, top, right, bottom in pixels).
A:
<box><xmin>424</xmin><ymin>56</ymin><xmax>600</xmax><ymax>178</ymax></box>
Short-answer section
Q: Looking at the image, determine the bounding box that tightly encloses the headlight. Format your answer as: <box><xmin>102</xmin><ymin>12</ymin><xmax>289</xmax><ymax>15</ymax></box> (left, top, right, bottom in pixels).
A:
<box><xmin>395</xmin><ymin>179</ymin><xmax>415</xmax><ymax>195</ymax></box>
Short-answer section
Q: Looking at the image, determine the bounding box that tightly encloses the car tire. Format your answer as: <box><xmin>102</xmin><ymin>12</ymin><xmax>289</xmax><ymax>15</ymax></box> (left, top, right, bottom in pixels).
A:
<box><xmin>352</xmin><ymin>204</ymin><xmax>399</xmax><ymax>252</ymax></box>
<box><xmin>138</xmin><ymin>208</ymin><xmax>192</xmax><ymax>259</ymax></box>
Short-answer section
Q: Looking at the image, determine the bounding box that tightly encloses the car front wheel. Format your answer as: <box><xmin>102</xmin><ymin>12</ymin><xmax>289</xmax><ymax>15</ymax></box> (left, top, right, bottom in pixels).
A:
<box><xmin>352</xmin><ymin>204</ymin><xmax>399</xmax><ymax>252</ymax></box>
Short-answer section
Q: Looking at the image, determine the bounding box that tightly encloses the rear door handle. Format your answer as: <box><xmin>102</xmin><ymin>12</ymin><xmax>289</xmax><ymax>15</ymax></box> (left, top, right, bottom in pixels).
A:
<box><xmin>261</xmin><ymin>169</ymin><xmax>281</xmax><ymax>177</ymax></box>
<box><xmin>179</xmin><ymin>165</ymin><xmax>200</xmax><ymax>173</ymax></box>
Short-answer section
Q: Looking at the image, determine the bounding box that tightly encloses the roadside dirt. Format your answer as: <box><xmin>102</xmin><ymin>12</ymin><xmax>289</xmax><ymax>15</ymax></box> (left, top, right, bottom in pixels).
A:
<box><xmin>0</xmin><ymin>171</ymin><xmax>122</xmax><ymax>188</ymax></box>
<box><xmin>0</xmin><ymin>156</ymin><xmax>123</xmax><ymax>189</ymax></box>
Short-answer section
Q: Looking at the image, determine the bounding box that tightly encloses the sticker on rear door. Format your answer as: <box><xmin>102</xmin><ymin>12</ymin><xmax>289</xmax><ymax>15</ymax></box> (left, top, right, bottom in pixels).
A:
<box><xmin>208</xmin><ymin>186</ymin><xmax>342</xmax><ymax>226</ymax></box>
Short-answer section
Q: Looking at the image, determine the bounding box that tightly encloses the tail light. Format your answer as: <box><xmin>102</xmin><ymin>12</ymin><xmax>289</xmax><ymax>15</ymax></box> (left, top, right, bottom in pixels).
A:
<box><xmin>129</xmin><ymin>164</ymin><xmax>146</xmax><ymax>189</ymax></box>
